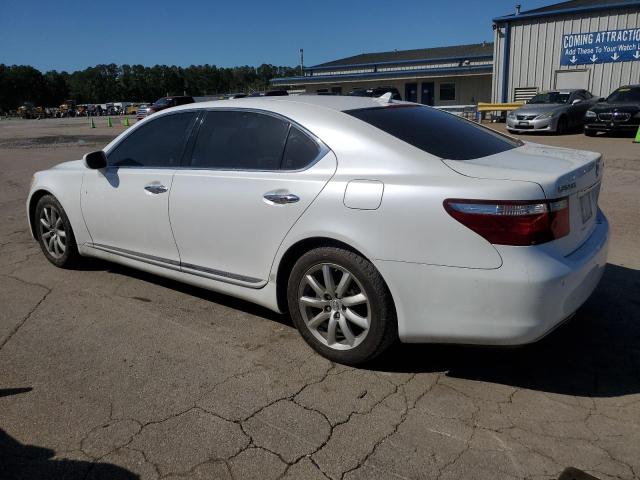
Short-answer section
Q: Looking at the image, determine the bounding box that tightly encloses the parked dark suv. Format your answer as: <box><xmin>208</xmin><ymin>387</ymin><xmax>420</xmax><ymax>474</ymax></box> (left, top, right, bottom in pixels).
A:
<box><xmin>584</xmin><ymin>85</ymin><xmax>640</xmax><ymax>136</ymax></box>
<box><xmin>145</xmin><ymin>96</ymin><xmax>195</xmax><ymax>117</ymax></box>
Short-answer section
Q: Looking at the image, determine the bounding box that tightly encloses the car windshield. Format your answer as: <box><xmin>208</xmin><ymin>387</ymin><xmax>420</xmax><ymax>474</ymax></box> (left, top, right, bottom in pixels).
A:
<box><xmin>153</xmin><ymin>98</ymin><xmax>171</xmax><ymax>107</ymax></box>
<box><xmin>606</xmin><ymin>87</ymin><xmax>640</xmax><ymax>103</ymax></box>
<box><xmin>528</xmin><ymin>92</ymin><xmax>570</xmax><ymax>104</ymax></box>
<box><xmin>346</xmin><ymin>105</ymin><xmax>521</xmax><ymax>160</ymax></box>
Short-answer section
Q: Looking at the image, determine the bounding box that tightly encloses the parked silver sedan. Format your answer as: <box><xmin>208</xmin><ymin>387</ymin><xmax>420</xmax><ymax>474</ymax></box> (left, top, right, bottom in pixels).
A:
<box><xmin>507</xmin><ymin>89</ymin><xmax>597</xmax><ymax>134</ymax></box>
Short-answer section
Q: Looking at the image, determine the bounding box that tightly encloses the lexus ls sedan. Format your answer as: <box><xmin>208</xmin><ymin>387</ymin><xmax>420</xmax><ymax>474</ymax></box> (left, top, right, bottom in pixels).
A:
<box><xmin>27</xmin><ymin>96</ymin><xmax>609</xmax><ymax>365</ymax></box>
<box><xmin>506</xmin><ymin>89</ymin><xmax>597</xmax><ymax>134</ymax></box>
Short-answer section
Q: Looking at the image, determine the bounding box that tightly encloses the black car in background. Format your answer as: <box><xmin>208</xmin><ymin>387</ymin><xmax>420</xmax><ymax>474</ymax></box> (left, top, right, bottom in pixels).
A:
<box><xmin>145</xmin><ymin>96</ymin><xmax>195</xmax><ymax>116</ymax></box>
<box><xmin>347</xmin><ymin>87</ymin><xmax>402</xmax><ymax>101</ymax></box>
<box><xmin>584</xmin><ymin>85</ymin><xmax>640</xmax><ymax>136</ymax></box>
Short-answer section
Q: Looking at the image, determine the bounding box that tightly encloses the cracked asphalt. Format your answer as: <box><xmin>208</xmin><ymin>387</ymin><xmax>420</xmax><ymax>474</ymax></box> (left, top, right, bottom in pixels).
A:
<box><xmin>1</xmin><ymin>117</ymin><xmax>639</xmax><ymax>480</ymax></box>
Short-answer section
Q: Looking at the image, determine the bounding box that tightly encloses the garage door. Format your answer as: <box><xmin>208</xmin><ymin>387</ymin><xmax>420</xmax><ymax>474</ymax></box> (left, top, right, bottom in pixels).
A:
<box><xmin>555</xmin><ymin>70</ymin><xmax>589</xmax><ymax>90</ymax></box>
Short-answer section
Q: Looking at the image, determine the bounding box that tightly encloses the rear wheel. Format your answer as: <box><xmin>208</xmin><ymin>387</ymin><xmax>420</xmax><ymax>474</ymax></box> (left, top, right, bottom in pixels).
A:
<box><xmin>35</xmin><ymin>195</ymin><xmax>81</xmax><ymax>268</ymax></box>
<box><xmin>287</xmin><ymin>247</ymin><xmax>397</xmax><ymax>365</ymax></box>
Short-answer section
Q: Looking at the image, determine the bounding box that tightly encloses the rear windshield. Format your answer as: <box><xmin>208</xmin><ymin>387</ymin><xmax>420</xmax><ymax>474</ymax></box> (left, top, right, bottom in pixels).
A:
<box><xmin>346</xmin><ymin>105</ymin><xmax>521</xmax><ymax>160</ymax></box>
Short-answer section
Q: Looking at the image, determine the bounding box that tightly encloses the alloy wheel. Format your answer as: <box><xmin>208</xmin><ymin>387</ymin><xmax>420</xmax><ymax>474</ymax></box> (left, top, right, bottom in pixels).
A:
<box><xmin>298</xmin><ymin>263</ymin><xmax>371</xmax><ymax>350</ymax></box>
<box><xmin>39</xmin><ymin>205</ymin><xmax>67</xmax><ymax>259</ymax></box>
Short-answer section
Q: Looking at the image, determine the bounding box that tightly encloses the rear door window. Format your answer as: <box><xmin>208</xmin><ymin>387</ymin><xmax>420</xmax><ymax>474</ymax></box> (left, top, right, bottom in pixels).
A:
<box><xmin>107</xmin><ymin>111</ymin><xmax>196</xmax><ymax>167</ymax></box>
<box><xmin>282</xmin><ymin>126</ymin><xmax>321</xmax><ymax>170</ymax></box>
<box><xmin>190</xmin><ymin>110</ymin><xmax>290</xmax><ymax>170</ymax></box>
<box><xmin>346</xmin><ymin>105</ymin><xmax>521</xmax><ymax>160</ymax></box>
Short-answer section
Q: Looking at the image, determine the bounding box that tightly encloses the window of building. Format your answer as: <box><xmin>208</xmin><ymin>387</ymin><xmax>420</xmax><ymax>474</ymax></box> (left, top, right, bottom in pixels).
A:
<box><xmin>439</xmin><ymin>83</ymin><xmax>456</xmax><ymax>101</ymax></box>
<box><xmin>107</xmin><ymin>112</ymin><xmax>196</xmax><ymax>168</ymax></box>
<box><xmin>190</xmin><ymin>111</ymin><xmax>289</xmax><ymax>170</ymax></box>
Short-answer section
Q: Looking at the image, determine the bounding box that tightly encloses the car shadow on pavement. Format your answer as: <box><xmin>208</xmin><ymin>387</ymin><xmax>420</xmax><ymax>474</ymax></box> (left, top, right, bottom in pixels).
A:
<box><xmin>105</xmin><ymin>262</ymin><xmax>293</xmax><ymax>328</ymax></box>
<box><xmin>0</xmin><ymin>429</ymin><xmax>138</xmax><ymax>480</ymax></box>
<box><xmin>371</xmin><ymin>263</ymin><xmax>640</xmax><ymax>398</ymax></box>
<box><xmin>86</xmin><ymin>259</ymin><xmax>639</xmax><ymax>398</ymax></box>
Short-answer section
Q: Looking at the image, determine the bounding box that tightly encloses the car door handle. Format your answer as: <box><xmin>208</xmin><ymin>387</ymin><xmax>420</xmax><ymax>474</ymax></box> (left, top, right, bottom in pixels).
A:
<box><xmin>144</xmin><ymin>184</ymin><xmax>168</xmax><ymax>194</ymax></box>
<box><xmin>263</xmin><ymin>193</ymin><xmax>300</xmax><ymax>204</ymax></box>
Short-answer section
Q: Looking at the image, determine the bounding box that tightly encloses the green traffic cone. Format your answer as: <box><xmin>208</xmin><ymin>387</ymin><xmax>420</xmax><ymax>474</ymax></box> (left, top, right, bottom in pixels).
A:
<box><xmin>634</xmin><ymin>125</ymin><xmax>640</xmax><ymax>143</ymax></box>
<box><xmin>123</xmin><ymin>117</ymin><xmax>130</xmax><ymax>127</ymax></box>
<box><xmin>90</xmin><ymin>118</ymin><xmax>96</xmax><ymax>128</ymax></box>
<box><xmin>107</xmin><ymin>117</ymin><xmax>112</xmax><ymax>127</ymax></box>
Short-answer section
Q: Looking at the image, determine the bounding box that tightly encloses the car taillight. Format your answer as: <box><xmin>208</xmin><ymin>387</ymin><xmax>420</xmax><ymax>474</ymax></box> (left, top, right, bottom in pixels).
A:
<box><xmin>443</xmin><ymin>198</ymin><xmax>570</xmax><ymax>246</ymax></box>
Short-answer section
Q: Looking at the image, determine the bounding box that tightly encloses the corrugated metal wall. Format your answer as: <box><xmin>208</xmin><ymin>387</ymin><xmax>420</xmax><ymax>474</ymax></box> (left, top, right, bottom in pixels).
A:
<box><xmin>492</xmin><ymin>7</ymin><xmax>640</xmax><ymax>101</ymax></box>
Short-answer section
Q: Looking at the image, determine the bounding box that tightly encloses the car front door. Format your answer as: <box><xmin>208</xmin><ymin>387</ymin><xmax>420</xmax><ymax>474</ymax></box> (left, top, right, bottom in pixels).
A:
<box><xmin>81</xmin><ymin>111</ymin><xmax>197</xmax><ymax>265</ymax></box>
<box><xmin>169</xmin><ymin>109</ymin><xmax>336</xmax><ymax>286</ymax></box>
<box><xmin>568</xmin><ymin>91</ymin><xmax>590</xmax><ymax>127</ymax></box>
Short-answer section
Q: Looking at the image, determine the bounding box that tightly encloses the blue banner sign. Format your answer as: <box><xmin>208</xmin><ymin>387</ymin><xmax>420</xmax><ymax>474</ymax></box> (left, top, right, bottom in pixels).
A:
<box><xmin>561</xmin><ymin>28</ymin><xmax>640</xmax><ymax>66</ymax></box>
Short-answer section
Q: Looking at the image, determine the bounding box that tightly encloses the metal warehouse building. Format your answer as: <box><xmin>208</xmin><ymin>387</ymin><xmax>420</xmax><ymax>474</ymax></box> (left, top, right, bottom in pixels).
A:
<box><xmin>492</xmin><ymin>0</ymin><xmax>640</xmax><ymax>102</ymax></box>
<box><xmin>271</xmin><ymin>43</ymin><xmax>494</xmax><ymax>106</ymax></box>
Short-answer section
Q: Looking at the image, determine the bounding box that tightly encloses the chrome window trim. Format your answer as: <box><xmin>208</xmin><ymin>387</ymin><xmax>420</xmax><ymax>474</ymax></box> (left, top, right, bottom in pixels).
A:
<box><xmin>104</xmin><ymin>109</ymin><xmax>201</xmax><ymax>168</ymax></box>
<box><xmin>186</xmin><ymin>107</ymin><xmax>330</xmax><ymax>173</ymax></box>
<box><xmin>87</xmin><ymin>242</ymin><xmax>264</xmax><ymax>288</ymax></box>
<box><xmin>102</xmin><ymin>107</ymin><xmax>330</xmax><ymax>173</ymax></box>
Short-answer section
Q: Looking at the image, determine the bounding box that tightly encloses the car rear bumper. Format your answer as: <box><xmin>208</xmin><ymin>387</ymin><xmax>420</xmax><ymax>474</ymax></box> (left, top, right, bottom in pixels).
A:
<box><xmin>375</xmin><ymin>210</ymin><xmax>609</xmax><ymax>345</ymax></box>
<box><xmin>506</xmin><ymin>116</ymin><xmax>557</xmax><ymax>132</ymax></box>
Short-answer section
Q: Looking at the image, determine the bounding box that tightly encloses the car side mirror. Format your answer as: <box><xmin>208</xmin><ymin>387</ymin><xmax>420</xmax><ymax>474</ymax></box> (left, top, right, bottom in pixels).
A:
<box><xmin>598</xmin><ymin>97</ymin><xmax>605</xmax><ymax>102</ymax></box>
<box><xmin>83</xmin><ymin>150</ymin><xmax>107</xmax><ymax>169</ymax></box>
<box><xmin>572</xmin><ymin>99</ymin><xmax>581</xmax><ymax>105</ymax></box>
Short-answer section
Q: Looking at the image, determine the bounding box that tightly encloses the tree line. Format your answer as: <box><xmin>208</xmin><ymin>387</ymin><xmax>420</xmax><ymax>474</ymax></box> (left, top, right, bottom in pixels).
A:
<box><xmin>0</xmin><ymin>63</ymin><xmax>300</xmax><ymax>111</ymax></box>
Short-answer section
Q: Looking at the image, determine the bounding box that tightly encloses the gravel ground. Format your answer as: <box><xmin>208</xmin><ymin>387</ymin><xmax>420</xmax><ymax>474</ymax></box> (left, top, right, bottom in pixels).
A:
<box><xmin>1</xmin><ymin>116</ymin><xmax>639</xmax><ymax>480</ymax></box>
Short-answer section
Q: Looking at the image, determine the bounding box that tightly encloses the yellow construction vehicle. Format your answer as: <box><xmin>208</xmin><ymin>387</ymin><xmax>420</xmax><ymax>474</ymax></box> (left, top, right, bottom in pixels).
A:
<box><xmin>59</xmin><ymin>100</ymin><xmax>77</xmax><ymax>117</ymax></box>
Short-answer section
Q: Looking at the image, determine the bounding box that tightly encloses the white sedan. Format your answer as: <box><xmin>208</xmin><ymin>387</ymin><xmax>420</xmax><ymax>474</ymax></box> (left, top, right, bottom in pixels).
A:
<box><xmin>27</xmin><ymin>95</ymin><xmax>609</xmax><ymax>364</ymax></box>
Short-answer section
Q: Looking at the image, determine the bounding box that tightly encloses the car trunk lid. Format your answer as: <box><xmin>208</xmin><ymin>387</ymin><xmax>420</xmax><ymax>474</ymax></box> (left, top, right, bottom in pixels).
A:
<box><xmin>443</xmin><ymin>142</ymin><xmax>604</xmax><ymax>256</ymax></box>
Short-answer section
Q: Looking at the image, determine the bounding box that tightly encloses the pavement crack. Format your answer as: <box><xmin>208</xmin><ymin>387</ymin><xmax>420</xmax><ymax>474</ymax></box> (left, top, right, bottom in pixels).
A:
<box><xmin>0</xmin><ymin>276</ymin><xmax>51</xmax><ymax>350</ymax></box>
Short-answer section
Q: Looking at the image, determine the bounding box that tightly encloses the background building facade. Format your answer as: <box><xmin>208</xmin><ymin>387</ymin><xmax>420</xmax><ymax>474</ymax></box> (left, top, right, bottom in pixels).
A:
<box><xmin>492</xmin><ymin>0</ymin><xmax>640</xmax><ymax>103</ymax></box>
<box><xmin>271</xmin><ymin>43</ymin><xmax>493</xmax><ymax>106</ymax></box>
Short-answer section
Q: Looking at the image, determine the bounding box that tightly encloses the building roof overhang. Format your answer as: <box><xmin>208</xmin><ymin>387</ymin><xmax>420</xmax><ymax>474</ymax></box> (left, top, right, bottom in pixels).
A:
<box><xmin>493</xmin><ymin>0</ymin><xmax>640</xmax><ymax>23</ymax></box>
<box><xmin>271</xmin><ymin>64</ymin><xmax>492</xmax><ymax>86</ymax></box>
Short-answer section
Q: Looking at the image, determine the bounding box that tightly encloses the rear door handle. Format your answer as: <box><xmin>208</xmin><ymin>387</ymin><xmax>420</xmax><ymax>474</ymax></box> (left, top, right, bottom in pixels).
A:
<box><xmin>144</xmin><ymin>184</ymin><xmax>168</xmax><ymax>194</ymax></box>
<box><xmin>263</xmin><ymin>193</ymin><xmax>300</xmax><ymax>204</ymax></box>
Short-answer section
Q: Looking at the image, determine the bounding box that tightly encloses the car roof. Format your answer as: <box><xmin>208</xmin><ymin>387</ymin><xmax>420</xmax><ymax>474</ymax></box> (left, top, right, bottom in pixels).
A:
<box><xmin>541</xmin><ymin>89</ymin><xmax>580</xmax><ymax>94</ymax></box>
<box><xmin>172</xmin><ymin>95</ymin><xmax>407</xmax><ymax>114</ymax></box>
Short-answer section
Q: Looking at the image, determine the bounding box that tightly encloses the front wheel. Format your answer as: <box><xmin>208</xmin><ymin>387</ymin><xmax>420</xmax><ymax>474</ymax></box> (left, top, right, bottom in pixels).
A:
<box><xmin>584</xmin><ymin>129</ymin><xmax>597</xmax><ymax>137</ymax></box>
<box><xmin>35</xmin><ymin>194</ymin><xmax>81</xmax><ymax>268</ymax></box>
<box><xmin>556</xmin><ymin>116</ymin><xmax>568</xmax><ymax>135</ymax></box>
<box><xmin>287</xmin><ymin>247</ymin><xmax>397</xmax><ymax>365</ymax></box>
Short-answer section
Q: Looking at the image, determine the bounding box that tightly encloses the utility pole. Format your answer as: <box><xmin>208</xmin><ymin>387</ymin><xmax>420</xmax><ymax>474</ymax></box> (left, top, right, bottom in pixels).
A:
<box><xmin>300</xmin><ymin>48</ymin><xmax>304</xmax><ymax>76</ymax></box>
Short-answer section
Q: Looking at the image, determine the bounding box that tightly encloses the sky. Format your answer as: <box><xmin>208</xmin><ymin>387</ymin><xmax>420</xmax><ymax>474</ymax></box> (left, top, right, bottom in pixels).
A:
<box><xmin>1</xmin><ymin>0</ymin><xmax>554</xmax><ymax>72</ymax></box>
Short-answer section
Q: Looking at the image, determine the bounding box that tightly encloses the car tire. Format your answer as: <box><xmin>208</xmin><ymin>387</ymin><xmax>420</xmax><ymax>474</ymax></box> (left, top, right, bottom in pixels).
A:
<box><xmin>584</xmin><ymin>129</ymin><xmax>597</xmax><ymax>137</ymax></box>
<box><xmin>35</xmin><ymin>194</ymin><xmax>82</xmax><ymax>268</ymax></box>
<box><xmin>287</xmin><ymin>246</ymin><xmax>397</xmax><ymax>365</ymax></box>
<box><xmin>556</xmin><ymin>116</ymin><xmax>568</xmax><ymax>135</ymax></box>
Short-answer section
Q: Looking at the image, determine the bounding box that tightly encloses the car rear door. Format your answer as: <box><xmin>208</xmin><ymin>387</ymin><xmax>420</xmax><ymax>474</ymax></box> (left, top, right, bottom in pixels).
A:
<box><xmin>81</xmin><ymin>111</ymin><xmax>197</xmax><ymax>265</ymax></box>
<box><xmin>169</xmin><ymin>109</ymin><xmax>336</xmax><ymax>287</ymax></box>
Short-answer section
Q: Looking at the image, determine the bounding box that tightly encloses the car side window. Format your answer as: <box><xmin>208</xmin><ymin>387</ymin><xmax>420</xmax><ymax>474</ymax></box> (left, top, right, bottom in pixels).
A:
<box><xmin>107</xmin><ymin>112</ymin><xmax>196</xmax><ymax>168</ymax></box>
<box><xmin>282</xmin><ymin>126</ymin><xmax>321</xmax><ymax>170</ymax></box>
<box><xmin>190</xmin><ymin>110</ymin><xmax>289</xmax><ymax>170</ymax></box>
